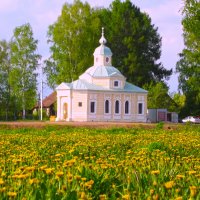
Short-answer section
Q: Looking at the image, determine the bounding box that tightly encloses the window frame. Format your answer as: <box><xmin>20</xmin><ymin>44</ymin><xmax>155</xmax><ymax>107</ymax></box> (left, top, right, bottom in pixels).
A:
<box><xmin>105</xmin><ymin>56</ymin><xmax>110</xmax><ymax>63</ymax></box>
<box><xmin>124</xmin><ymin>100</ymin><xmax>130</xmax><ymax>115</ymax></box>
<box><xmin>104</xmin><ymin>99</ymin><xmax>110</xmax><ymax>114</ymax></box>
<box><xmin>115</xmin><ymin>100</ymin><xmax>121</xmax><ymax>114</ymax></box>
<box><xmin>90</xmin><ymin>101</ymin><xmax>96</xmax><ymax>114</ymax></box>
<box><xmin>138</xmin><ymin>102</ymin><xmax>144</xmax><ymax>115</ymax></box>
<box><xmin>114</xmin><ymin>80</ymin><xmax>120</xmax><ymax>88</ymax></box>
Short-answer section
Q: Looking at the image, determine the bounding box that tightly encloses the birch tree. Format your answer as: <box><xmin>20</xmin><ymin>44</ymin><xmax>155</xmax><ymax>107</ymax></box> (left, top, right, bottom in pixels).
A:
<box><xmin>10</xmin><ymin>23</ymin><xmax>40</xmax><ymax>119</ymax></box>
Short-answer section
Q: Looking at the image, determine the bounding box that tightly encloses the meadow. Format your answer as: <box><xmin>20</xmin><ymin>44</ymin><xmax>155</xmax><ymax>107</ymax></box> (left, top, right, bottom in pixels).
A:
<box><xmin>0</xmin><ymin>124</ymin><xmax>199</xmax><ymax>200</ymax></box>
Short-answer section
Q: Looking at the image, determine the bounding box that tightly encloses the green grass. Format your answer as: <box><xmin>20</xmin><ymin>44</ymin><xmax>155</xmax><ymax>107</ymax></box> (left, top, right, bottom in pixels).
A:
<box><xmin>0</xmin><ymin>125</ymin><xmax>199</xmax><ymax>199</ymax></box>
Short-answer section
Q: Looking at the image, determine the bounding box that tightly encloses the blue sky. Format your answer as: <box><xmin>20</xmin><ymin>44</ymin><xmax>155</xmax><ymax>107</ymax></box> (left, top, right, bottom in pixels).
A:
<box><xmin>0</xmin><ymin>0</ymin><xmax>184</xmax><ymax>96</ymax></box>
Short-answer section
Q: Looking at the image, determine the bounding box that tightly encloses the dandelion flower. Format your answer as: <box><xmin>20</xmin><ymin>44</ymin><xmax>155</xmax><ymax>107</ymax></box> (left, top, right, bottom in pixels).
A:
<box><xmin>7</xmin><ymin>192</ymin><xmax>17</xmax><ymax>197</ymax></box>
<box><xmin>0</xmin><ymin>178</ymin><xmax>4</xmax><ymax>185</ymax></box>
<box><xmin>151</xmin><ymin>170</ymin><xmax>160</xmax><ymax>175</ymax></box>
<box><xmin>99</xmin><ymin>194</ymin><xmax>106</xmax><ymax>200</ymax></box>
<box><xmin>164</xmin><ymin>181</ymin><xmax>175</xmax><ymax>189</ymax></box>
<box><xmin>175</xmin><ymin>197</ymin><xmax>182</xmax><ymax>200</ymax></box>
<box><xmin>188</xmin><ymin>171</ymin><xmax>196</xmax><ymax>175</ymax></box>
<box><xmin>176</xmin><ymin>175</ymin><xmax>185</xmax><ymax>179</ymax></box>
<box><xmin>122</xmin><ymin>194</ymin><xmax>130</xmax><ymax>200</ymax></box>
<box><xmin>190</xmin><ymin>186</ymin><xmax>197</xmax><ymax>197</ymax></box>
<box><xmin>56</xmin><ymin>171</ymin><xmax>64</xmax><ymax>177</ymax></box>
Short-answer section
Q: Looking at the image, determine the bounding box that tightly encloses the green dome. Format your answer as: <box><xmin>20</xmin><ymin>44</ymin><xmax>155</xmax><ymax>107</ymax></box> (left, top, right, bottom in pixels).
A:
<box><xmin>83</xmin><ymin>65</ymin><xmax>123</xmax><ymax>78</ymax></box>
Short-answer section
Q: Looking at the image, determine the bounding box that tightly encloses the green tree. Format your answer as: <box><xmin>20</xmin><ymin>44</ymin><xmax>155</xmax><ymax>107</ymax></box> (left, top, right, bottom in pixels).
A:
<box><xmin>0</xmin><ymin>40</ymin><xmax>13</xmax><ymax>120</ymax></box>
<box><xmin>172</xmin><ymin>93</ymin><xmax>186</xmax><ymax>115</ymax></box>
<box><xmin>144</xmin><ymin>82</ymin><xmax>178</xmax><ymax>112</ymax></box>
<box><xmin>45</xmin><ymin>0</ymin><xmax>101</xmax><ymax>88</ymax></box>
<box><xmin>100</xmin><ymin>0</ymin><xmax>172</xmax><ymax>87</ymax></box>
<box><xmin>10</xmin><ymin>23</ymin><xmax>40</xmax><ymax>119</ymax></box>
<box><xmin>176</xmin><ymin>0</ymin><xmax>200</xmax><ymax>116</ymax></box>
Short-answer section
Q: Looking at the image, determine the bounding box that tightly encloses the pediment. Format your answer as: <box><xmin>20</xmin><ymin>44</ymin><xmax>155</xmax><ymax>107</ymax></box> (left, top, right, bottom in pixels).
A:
<box><xmin>56</xmin><ymin>82</ymin><xmax>71</xmax><ymax>90</ymax></box>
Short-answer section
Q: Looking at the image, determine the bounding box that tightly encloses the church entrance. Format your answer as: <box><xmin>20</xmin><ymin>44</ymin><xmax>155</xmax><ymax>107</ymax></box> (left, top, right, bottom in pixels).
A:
<box><xmin>63</xmin><ymin>103</ymin><xmax>68</xmax><ymax>120</ymax></box>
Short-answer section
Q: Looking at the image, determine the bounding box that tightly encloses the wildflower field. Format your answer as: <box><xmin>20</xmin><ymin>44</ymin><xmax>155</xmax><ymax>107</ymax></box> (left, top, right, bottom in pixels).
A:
<box><xmin>0</xmin><ymin>124</ymin><xmax>199</xmax><ymax>200</ymax></box>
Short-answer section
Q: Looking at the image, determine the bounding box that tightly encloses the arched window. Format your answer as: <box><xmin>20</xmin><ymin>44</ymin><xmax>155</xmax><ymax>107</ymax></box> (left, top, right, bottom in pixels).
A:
<box><xmin>125</xmin><ymin>101</ymin><xmax>129</xmax><ymax>114</ymax></box>
<box><xmin>115</xmin><ymin>100</ymin><xmax>120</xmax><ymax>114</ymax></box>
<box><xmin>105</xmin><ymin>100</ymin><xmax>109</xmax><ymax>114</ymax></box>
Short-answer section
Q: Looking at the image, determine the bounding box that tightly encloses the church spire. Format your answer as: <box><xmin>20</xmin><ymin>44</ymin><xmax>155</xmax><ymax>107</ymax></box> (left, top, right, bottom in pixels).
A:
<box><xmin>99</xmin><ymin>27</ymin><xmax>107</xmax><ymax>45</ymax></box>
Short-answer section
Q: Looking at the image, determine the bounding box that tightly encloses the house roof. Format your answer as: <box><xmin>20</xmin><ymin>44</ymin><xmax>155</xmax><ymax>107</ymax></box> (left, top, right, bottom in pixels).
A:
<box><xmin>34</xmin><ymin>91</ymin><xmax>56</xmax><ymax>108</ymax></box>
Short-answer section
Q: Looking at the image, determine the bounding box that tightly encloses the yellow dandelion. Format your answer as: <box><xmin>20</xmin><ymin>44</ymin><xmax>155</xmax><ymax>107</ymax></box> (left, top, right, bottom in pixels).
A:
<box><xmin>151</xmin><ymin>170</ymin><xmax>160</xmax><ymax>175</ymax></box>
<box><xmin>56</xmin><ymin>171</ymin><xmax>64</xmax><ymax>177</ymax></box>
<box><xmin>55</xmin><ymin>153</ymin><xmax>62</xmax><ymax>157</ymax></box>
<box><xmin>85</xmin><ymin>180</ymin><xmax>94</xmax><ymax>189</ymax></box>
<box><xmin>80</xmin><ymin>192</ymin><xmax>86</xmax><ymax>199</ymax></box>
<box><xmin>0</xmin><ymin>178</ymin><xmax>5</xmax><ymax>185</ymax></box>
<box><xmin>39</xmin><ymin>165</ymin><xmax>47</xmax><ymax>170</ymax></box>
<box><xmin>175</xmin><ymin>197</ymin><xmax>182</xmax><ymax>200</ymax></box>
<box><xmin>176</xmin><ymin>175</ymin><xmax>185</xmax><ymax>179</ymax></box>
<box><xmin>153</xmin><ymin>181</ymin><xmax>157</xmax><ymax>186</ymax></box>
<box><xmin>99</xmin><ymin>194</ymin><xmax>106</xmax><ymax>200</ymax></box>
<box><xmin>176</xmin><ymin>188</ymin><xmax>181</xmax><ymax>193</ymax></box>
<box><xmin>81</xmin><ymin>177</ymin><xmax>87</xmax><ymax>182</ymax></box>
<box><xmin>0</xmin><ymin>187</ymin><xmax>6</xmax><ymax>193</ymax></box>
<box><xmin>7</xmin><ymin>191</ymin><xmax>17</xmax><ymax>197</ymax></box>
<box><xmin>44</xmin><ymin>168</ymin><xmax>54</xmax><ymax>175</ymax></box>
<box><xmin>75</xmin><ymin>175</ymin><xmax>81</xmax><ymax>180</ymax></box>
<box><xmin>122</xmin><ymin>194</ymin><xmax>130</xmax><ymax>200</ymax></box>
<box><xmin>29</xmin><ymin>178</ymin><xmax>39</xmax><ymax>185</ymax></box>
<box><xmin>150</xmin><ymin>189</ymin><xmax>154</xmax><ymax>195</ymax></box>
<box><xmin>67</xmin><ymin>173</ymin><xmax>73</xmax><ymax>180</ymax></box>
<box><xmin>188</xmin><ymin>171</ymin><xmax>196</xmax><ymax>175</ymax></box>
<box><xmin>25</xmin><ymin>166</ymin><xmax>35</xmax><ymax>172</ymax></box>
<box><xmin>190</xmin><ymin>186</ymin><xmax>197</xmax><ymax>197</ymax></box>
<box><xmin>164</xmin><ymin>181</ymin><xmax>175</xmax><ymax>189</ymax></box>
<box><xmin>152</xmin><ymin>194</ymin><xmax>159</xmax><ymax>200</ymax></box>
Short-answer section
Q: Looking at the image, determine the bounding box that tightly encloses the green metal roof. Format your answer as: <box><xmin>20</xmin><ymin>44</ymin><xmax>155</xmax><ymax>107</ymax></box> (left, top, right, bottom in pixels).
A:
<box><xmin>59</xmin><ymin>80</ymin><xmax>147</xmax><ymax>93</ymax></box>
<box><xmin>83</xmin><ymin>65</ymin><xmax>123</xmax><ymax>78</ymax></box>
<box><xmin>93</xmin><ymin>44</ymin><xmax>112</xmax><ymax>56</ymax></box>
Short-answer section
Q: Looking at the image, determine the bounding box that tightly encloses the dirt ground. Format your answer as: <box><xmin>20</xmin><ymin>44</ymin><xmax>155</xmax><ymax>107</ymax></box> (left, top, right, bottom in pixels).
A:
<box><xmin>0</xmin><ymin>121</ymin><xmax>179</xmax><ymax>130</ymax></box>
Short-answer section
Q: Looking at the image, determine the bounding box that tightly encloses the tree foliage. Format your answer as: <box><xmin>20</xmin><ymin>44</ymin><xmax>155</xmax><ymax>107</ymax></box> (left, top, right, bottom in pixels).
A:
<box><xmin>45</xmin><ymin>0</ymin><xmax>171</xmax><ymax>89</ymax></box>
<box><xmin>0</xmin><ymin>40</ymin><xmax>13</xmax><ymax>120</ymax></box>
<box><xmin>144</xmin><ymin>82</ymin><xmax>178</xmax><ymax>112</ymax></box>
<box><xmin>97</xmin><ymin>0</ymin><xmax>172</xmax><ymax>87</ymax></box>
<box><xmin>176</xmin><ymin>0</ymin><xmax>200</xmax><ymax>116</ymax></box>
<box><xmin>0</xmin><ymin>24</ymin><xmax>40</xmax><ymax>120</ymax></box>
<box><xmin>45</xmin><ymin>0</ymin><xmax>101</xmax><ymax>88</ymax></box>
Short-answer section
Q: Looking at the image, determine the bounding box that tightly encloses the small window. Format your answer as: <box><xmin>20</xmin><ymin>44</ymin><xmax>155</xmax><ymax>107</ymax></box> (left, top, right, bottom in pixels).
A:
<box><xmin>96</xmin><ymin>57</ymin><xmax>98</xmax><ymax>62</ymax></box>
<box><xmin>138</xmin><ymin>103</ymin><xmax>143</xmax><ymax>114</ymax></box>
<box><xmin>105</xmin><ymin>100</ymin><xmax>109</xmax><ymax>114</ymax></box>
<box><xmin>90</xmin><ymin>101</ymin><xmax>95</xmax><ymax>113</ymax></box>
<box><xmin>114</xmin><ymin>81</ymin><xmax>119</xmax><ymax>87</ymax></box>
<box><xmin>78</xmin><ymin>102</ymin><xmax>82</xmax><ymax>107</ymax></box>
<box><xmin>115</xmin><ymin>100</ymin><xmax>120</xmax><ymax>114</ymax></box>
<box><xmin>106</xmin><ymin>57</ymin><xmax>109</xmax><ymax>63</ymax></box>
<box><xmin>125</xmin><ymin>101</ymin><xmax>129</xmax><ymax>114</ymax></box>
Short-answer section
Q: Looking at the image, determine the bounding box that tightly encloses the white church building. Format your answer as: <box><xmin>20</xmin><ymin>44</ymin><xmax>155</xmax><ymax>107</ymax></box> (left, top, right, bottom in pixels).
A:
<box><xmin>56</xmin><ymin>29</ymin><xmax>148</xmax><ymax>122</ymax></box>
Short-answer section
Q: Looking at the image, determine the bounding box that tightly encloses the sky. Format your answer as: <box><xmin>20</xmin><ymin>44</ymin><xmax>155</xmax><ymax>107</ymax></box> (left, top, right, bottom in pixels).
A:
<box><xmin>0</xmin><ymin>0</ymin><xmax>184</xmax><ymax>97</ymax></box>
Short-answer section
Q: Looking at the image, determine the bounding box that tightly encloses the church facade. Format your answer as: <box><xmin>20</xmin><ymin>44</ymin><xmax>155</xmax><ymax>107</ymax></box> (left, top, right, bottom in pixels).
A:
<box><xmin>56</xmin><ymin>29</ymin><xmax>148</xmax><ymax>122</ymax></box>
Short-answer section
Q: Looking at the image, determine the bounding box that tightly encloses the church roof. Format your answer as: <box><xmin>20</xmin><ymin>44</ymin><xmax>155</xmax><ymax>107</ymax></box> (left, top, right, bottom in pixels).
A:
<box><xmin>93</xmin><ymin>45</ymin><xmax>112</xmax><ymax>56</ymax></box>
<box><xmin>80</xmin><ymin>65</ymin><xmax>123</xmax><ymax>79</ymax></box>
<box><xmin>93</xmin><ymin>27</ymin><xmax>112</xmax><ymax>56</ymax></box>
<box><xmin>57</xmin><ymin>80</ymin><xmax>147</xmax><ymax>93</ymax></box>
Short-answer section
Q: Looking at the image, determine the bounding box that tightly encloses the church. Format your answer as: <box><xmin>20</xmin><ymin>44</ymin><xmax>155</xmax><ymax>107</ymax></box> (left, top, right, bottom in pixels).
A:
<box><xmin>56</xmin><ymin>28</ymin><xmax>148</xmax><ymax>122</ymax></box>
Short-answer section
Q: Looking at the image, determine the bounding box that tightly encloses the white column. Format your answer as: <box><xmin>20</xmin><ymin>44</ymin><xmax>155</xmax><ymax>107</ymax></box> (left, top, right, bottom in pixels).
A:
<box><xmin>56</xmin><ymin>95</ymin><xmax>61</xmax><ymax>121</ymax></box>
<box><xmin>69</xmin><ymin>90</ymin><xmax>72</xmax><ymax>121</ymax></box>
